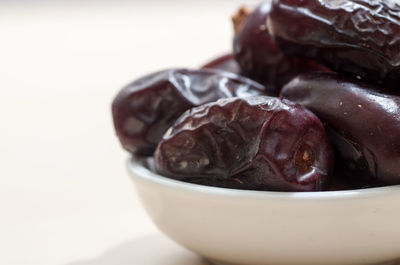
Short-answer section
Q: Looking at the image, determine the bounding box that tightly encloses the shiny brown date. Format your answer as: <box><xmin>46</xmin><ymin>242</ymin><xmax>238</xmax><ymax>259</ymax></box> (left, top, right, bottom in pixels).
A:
<box><xmin>112</xmin><ymin>69</ymin><xmax>265</xmax><ymax>156</ymax></box>
<box><xmin>233</xmin><ymin>1</ymin><xmax>328</xmax><ymax>93</ymax></box>
<box><xmin>281</xmin><ymin>72</ymin><xmax>400</xmax><ymax>185</ymax></box>
<box><xmin>268</xmin><ymin>0</ymin><xmax>400</xmax><ymax>89</ymax></box>
<box><xmin>201</xmin><ymin>53</ymin><xmax>241</xmax><ymax>75</ymax></box>
<box><xmin>154</xmin><ymin>96</ymin><xmax>333</xmax><ymax>192</ymax></box>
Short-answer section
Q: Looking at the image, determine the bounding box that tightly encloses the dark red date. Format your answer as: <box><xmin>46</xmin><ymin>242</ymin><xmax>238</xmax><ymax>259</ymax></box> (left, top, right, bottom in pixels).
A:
<box><xmin>268</xmin><ymin>0</ymin><xmax>400</xmax><ymax>89</ymax></box>
<box><xmin>281</xmin><ymin>72</ymin><xmax>400</xmax><ymax>185</ymax></box>
<box><xmin>201</xmin><ymin>53</ymin><xmax>241</xmax><ymax>75</ymax></box>
<box><xmin>112</xmin><ymin>69</ymin><xmax>265</xmax><ymax>156</ymax></box>
<box><xmin>154</xmin><ymin>96</ymin><xmax>333</xmax><ymax>192</ymax></box>
<box><xmin>233</xmin><ymin>1</ymin><xmax>328</xmax><ymax>93</ymax></box>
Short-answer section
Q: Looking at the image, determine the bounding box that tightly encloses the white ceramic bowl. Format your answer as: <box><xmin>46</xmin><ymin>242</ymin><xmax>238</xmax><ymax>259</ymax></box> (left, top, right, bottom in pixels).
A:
<box><xmin>127</xmin><ymin>158</ymin><xmax>400</xmax><ymax>265</ymax></box>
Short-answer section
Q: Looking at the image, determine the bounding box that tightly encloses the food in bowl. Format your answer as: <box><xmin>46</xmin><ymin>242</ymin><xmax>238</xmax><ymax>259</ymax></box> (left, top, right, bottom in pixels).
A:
<box><xmin>154</xmin><ymin>96</ymin><xmax>333</xmax><ymax>192</ymax></box>
<box><xmin>267</xmin><ymin>0</ymin><xmax>400</xmax><ymax>89</ymax></box>
<box><xmin>282</xmin><ymin>72</ymin><xmax>400</xmax><ymax>186</ymax></box>
<box><xmin>112</xmin><ymin>68</ymin><xmax>266</xmax><ymax>156</ymax></box>
<box><xmin>112</xmin><ymin>0</ymin><xmax>400</xmax><ymax>192</ymax></box>
<box><xmin>201</xmin><ymin>53</ymin><xmax>241</xmax><ymax>74</ymax></box>
<box><xmin>233</xmin><ymin>1</ymin><xmax>329</xmax><ymax>94</ymax></box>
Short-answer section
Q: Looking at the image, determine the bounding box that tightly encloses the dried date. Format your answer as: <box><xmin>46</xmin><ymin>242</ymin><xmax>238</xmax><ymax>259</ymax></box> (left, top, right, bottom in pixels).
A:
<box><xmin>233</xmin><ymin>1</ymin><xmax>328</xmax><ymax>94</ymax></box>
<box><xmin>201</xmin><ymin>53</ymin><xmax>241</xmax><ymax>75</ymax></box>
<box><xmin>268</xmin><ymin>0</ymin><xmax>400</xmax><ymax>89</ymax></box>
<box><xmin>281</xmin><ymin>72</ymin><xmax>400</xmax><ymax>185</ymax></box>
<box><xmin>112</xmin><ymin>69</ymin><xmax>265</xmax><ymax>156</ymax></box>
<box><xmin>154</xmin><ymin>96</ymin><xmax>333</xmax><ymax>192</ymax></box>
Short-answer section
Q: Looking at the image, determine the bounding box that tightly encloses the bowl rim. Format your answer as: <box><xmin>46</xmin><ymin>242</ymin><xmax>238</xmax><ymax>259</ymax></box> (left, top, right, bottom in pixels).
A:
<box><xmin>127</xmin><ymin>157</ymin><xmax>400</xmax><ymax>201</ymax></box>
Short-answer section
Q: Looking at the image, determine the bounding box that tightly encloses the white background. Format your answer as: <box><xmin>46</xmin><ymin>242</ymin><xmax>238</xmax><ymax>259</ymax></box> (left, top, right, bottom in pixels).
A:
<box><xmin>0</xmin><ymin>0</ymin><xmax>259</xmax><ymax>264</ymax></box>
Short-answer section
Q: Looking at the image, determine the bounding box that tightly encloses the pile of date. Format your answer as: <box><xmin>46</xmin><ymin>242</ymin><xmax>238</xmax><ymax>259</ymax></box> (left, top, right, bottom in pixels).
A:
<box><xmin>112</xmin><ymin>0</ymin><xmax>400</xmax><ymax>192</ymax></box>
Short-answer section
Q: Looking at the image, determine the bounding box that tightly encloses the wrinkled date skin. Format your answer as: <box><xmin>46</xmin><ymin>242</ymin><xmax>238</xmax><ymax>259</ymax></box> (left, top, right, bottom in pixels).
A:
<box><xmin>201</xmin><ymin>53</ymin><xmax>241</xmax><ymax>75</ymax></box>
<box><xmin>268</xmin><ymin>0</ymin><xmax>400</xmax><ymax>89</ymax></box>
<box><xmin>154</xmin><ymin>96</ymin><xmax>333</xmax><ymax>192</ymax></box>
<box><xmin>233</xmin><ymin>1</ymin><xmax>328</xmax><ymax>94</ymax></box>
<box><xmin>281</xmin><ymin>72</ymin><xmax>400</xmax><ymax>186</ymax></box>
<box><xmin>112</xmin><ymin>69</ymin><xmax>265</xmax><ymax>156</ymax></box>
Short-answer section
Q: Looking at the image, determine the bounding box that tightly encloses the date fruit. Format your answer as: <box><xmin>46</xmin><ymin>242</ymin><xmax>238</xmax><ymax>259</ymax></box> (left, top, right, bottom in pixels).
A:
<box><xmin>112</xmin><ymin>68</ymin><xmax>265</xmax><ymax>156</ymax></box>
<box><xmin>201</xmin><ymin>53</ymin><xmax>241</xmax><ymax>75</ymax></box>
<box><xmin>154</xmin><ymin>96</ymin><xmax>333</xmax><ymax>192</ymax></box>
<box><xmin>233</xmin><ymin>1</ymin><xmax>328</xmax><ymax>93</ymax></box>
<box><xmin>268</xmin><ymin>0</ymin><xmax>400</xmax><ymax>89</ymax></box>
<box><xmin>281</xmin><ymin>72</ymin><xmax>400</xmax><ymax>185</ymax></box>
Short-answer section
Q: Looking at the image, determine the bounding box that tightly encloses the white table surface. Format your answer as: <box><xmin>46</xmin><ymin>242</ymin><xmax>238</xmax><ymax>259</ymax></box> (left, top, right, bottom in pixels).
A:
<box><xmin>0</xmin><ymin>1</ymin><xmax>260</xmax><ymax>264</ymax></box>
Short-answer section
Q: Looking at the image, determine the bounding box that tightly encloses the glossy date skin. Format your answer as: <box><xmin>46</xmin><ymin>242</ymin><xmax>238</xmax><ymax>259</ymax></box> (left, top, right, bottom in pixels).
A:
<box><xmin>233</xmin><ymin>1</ymin><xmax>328</xmax><ymax>94</ymax></box>
<box><xmin>201</xmin><ymin>53</ymin><xmax>241</xmax><ymax>75</ymax></box>
<box><xmin>112</xmin><ymin>69</ymin><xmax>265</xmax><ymax>156</ymax></box>
<box><xmin>154</xmin><ymin>96</ymin><xmax>333</xmax><ymax>192</ymax></box>
<box><xmin>268</xmin><ymin>0</ymin><xmax>400</xmax><ymax>89</ymax></box>
<box><xmin>281</xmin><ymin>72</ymin><xmax>400</xmax><ymax>185</ymax></box>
